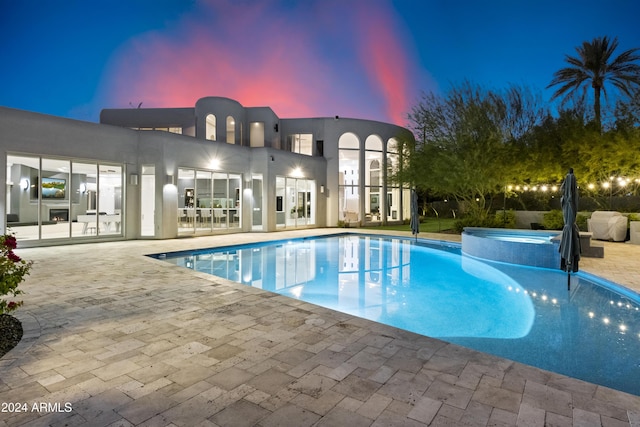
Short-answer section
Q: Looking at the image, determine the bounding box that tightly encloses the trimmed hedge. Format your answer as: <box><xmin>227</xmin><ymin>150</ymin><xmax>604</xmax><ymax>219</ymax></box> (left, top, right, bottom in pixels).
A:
<box><xmin>454</xmin><ymin>210</ymin><xmax>516</xmax><ymax>233</ymax></box>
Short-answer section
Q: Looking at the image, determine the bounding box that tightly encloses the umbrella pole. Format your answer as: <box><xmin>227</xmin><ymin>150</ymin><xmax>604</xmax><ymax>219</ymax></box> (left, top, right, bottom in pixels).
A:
<box><xmin>567</xmin><ymin>271</ymin><xmax>570</xmax><ymax>291</ymax></box>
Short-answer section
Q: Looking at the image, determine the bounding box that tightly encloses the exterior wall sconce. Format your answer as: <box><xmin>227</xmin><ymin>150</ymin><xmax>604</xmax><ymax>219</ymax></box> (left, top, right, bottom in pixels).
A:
<box><xmin>274</xmin><ymin>123</ymin><xmax>279</xmax><ymax>132</ymax></box>
<box><xmin>20</xmin><ymin>179</ymin><xmax>29</xmax><ymax>191</ymax></box>
<box><xmin>270</xmin><ymin>155</ymin><xmax>274</xmax><ymax>162</ymax></box>
<box><xmin>79</xmin><ymin>183</ymin><xmax>87</xmax><ymax>193</ymax></box>
<box><xmin>320</xmin><ymin>185</ymin><xmax>325</xmax><ymax>193</ymax></box>
<box><xmin>166</xmin><ymin>175</ymin><xmax>175</xmax><ymax>185</ymax></box>
<box><xmin>130</xmin><ymin>174</ymin><xmax>139</xmax><ymax>185</ymax></box>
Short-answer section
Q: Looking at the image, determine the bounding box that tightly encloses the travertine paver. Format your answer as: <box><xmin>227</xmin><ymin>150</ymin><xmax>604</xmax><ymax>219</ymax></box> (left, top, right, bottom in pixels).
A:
<box><xmin>1</xmin><ymin>229</ymin><xmax>639</xmax><ymax>426</ymax></box>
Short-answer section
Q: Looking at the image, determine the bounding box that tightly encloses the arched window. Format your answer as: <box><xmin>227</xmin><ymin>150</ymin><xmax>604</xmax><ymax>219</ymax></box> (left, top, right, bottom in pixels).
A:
<box><xmin>338</xmin><ymin>133</ymin><xmax>360</xmax><ymax>223</ymax></box>
<box><xmin>365</xmin><ymin>135</ymin><xmax>383</xmax><ymax>151</ymax></box>
<box><xmin>365</xmin><ymin>135</ymin><xmax>383</xmax><ymax>222</ymax></box>
<box><xmin>226</xmin><ymin>116</ymin><xmax>235</xmax><ymax>144</ymax></box>
<box><xmin>387</xmin><ymin>138</ymin><xmax>398</xmax><ymax>154</ymax></box>
<box><xmin>206</xmin><ymin>114</ymin><xmax>216</xmax><ymax>141</ymax></box>
<box><xmin>387</xmin><ymin>137</ymin><xmax>402</xmax><ymax>222</ymax></box>
<box><xmin>339</xmin><ymin>132</ymin><xmax>360</xmax><ymax>149</ymax></box>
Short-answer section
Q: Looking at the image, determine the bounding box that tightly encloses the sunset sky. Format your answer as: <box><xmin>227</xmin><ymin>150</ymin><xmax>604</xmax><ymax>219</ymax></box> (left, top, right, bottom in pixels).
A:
<box><xmin>1</xmin><ymin>0</ymin><xmax>639</xmax><ymax>126</ymax></box>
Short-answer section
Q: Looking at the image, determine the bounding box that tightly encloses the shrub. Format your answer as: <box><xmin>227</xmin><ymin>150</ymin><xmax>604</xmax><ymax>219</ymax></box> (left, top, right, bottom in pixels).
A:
<box><xmin>543</xmin><ymin>210</ymin><xmax>565</xmax><ymax>230</ymax></box>
<box><xmin>576</xmin><ymin>213</ymin><xmax>589</xmax><ymax>231</ymax></box>
<box><xmin>1</xmin><ymin>234</ymin><xmax>33</xmax><ymax>314</ymax></box>
<box><xmin>454</xmin><ymin>215</ymin><xmax>498</xmax><ymax>233</ymax></box>
<box><xmin>494</xmin><ymin>210</ymin><xmax>516</xmax><ymax>229</ymax></box>
<box><xmin>453</xmin><ymin>209</ymin><xmax>517</xmax><ymax>233</ymax></box>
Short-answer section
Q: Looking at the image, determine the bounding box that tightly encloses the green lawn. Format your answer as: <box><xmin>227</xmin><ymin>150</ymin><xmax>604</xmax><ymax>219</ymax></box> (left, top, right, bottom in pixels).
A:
<box><xmin>362</xmin><ymin>217</ymin><xmax>458</xmax><ymax>233</ymax></box>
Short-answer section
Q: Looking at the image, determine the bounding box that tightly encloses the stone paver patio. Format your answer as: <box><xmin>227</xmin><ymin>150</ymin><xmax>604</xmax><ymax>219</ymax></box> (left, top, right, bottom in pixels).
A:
<box><xmin>1</xmin><ymin>229</ymin><xmax>639</xmax><ymax>426</ymax></box>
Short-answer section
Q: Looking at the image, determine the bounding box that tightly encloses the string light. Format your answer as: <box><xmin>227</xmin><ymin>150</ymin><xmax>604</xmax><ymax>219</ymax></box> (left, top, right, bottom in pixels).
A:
<box><xmin>505</xmin><ymin>176</ymin><xmax>639</xmax><ymax>194</ymax></box>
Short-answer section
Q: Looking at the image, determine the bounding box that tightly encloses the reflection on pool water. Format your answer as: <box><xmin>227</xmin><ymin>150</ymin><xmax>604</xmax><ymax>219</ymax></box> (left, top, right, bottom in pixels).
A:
<box><xmin>153</xmin><ymin>234</ymin><xmax>640</xmax><ymax>396</ymax></box>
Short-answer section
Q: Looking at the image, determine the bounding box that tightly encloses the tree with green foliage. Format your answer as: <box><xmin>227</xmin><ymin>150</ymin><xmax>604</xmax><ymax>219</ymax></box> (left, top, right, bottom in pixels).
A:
<box><xmin>399</xmin><ymin>82</ymin><xmax>546</xmax><ymax>221</ymax></box>
<box><xmin>548</xmin><ymin>36</ymin><xmax>640</xmax><ymax>130</ymax></box>
<box><xmin>577</xmin><ymin>127</ymin><xmax>640</xmax><ymax>186</ymax></box>
<box><xmin>614</xmin><ymin>89</ymin><xmax>640</xmax><ymax>132</ymax></box>
<box><xmin>518</xmin><ymin>108</ymin><xmax>591</xmax><ymax>185</ymax></box>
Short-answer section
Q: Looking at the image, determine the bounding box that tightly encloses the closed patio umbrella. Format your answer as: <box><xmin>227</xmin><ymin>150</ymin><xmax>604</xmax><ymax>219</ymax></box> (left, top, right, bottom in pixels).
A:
<box><xmin>559</xmin><ymin>168</ymin><xmax>581</xmax><ymax>290</ymax></box>
<box><xmin>410</xmin><ymin>188</ymin><xmax>420</xmax><ymax>240</ymax></box>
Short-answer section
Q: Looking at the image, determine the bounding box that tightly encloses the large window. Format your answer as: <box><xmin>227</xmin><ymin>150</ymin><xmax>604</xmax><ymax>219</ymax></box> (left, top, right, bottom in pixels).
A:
<box><xmin>337</xmin><ymin>133</ymin><xmax>406</xmax><ymax>225</ymax></box>
<box><xmin>135</xmin><ymin>127</ymin><xmax>182</xmax><ymax>134</ymax></box>
<box><xmin>287</xmin><ymin>133</ymin><xmax>313</xmax><ymax>156</ymax></box>
<box><xmin>250</xmin><ymin>122</ymin><xmax>264</xmax><ymax>147</ymax></box>
<box><xmin>40</xmin><ymin>158</ymin><xmax>70</xmax><ymax>240</ymax></box>
<box><xmin>6</xmin><ymin>154</ymin><xmax>123</xmax><ymax>242</ymax></box>
<box><xmin>177</xmin><ymin>168</ymin><xmax>242</xmax><ymax>235</ymax></box>
<box><xmin>365</xmin><ymin>135</ymin><xmax>383</xmax><ymax>223</ymax></box>
<box><xmin>387</xmin><ymin>138</ymin><xmax>403</xmax><ymax>221</ymax></box>
<box><xmin>206</xmin><ymin>114</ymin><xmax>217</xmax><ymax>141</ymax></box>
<box><xmin>71</xmin><ymin>162</ymin><xmax>97</xmax><ymax>238</ymax></box>
<box><xmin>196</xmin><ymin>170</ymin><xmax>212</xmax><ymax>231</ymax></box>
<box><xmin>338</xmin><ymin>133</ymin><xmax>360</xmax><ymax>223</ymax></box>
<box><xmin>226</xmin><ymin>116</ymin><xmax>235</xmax><ymax>144</ymax></box>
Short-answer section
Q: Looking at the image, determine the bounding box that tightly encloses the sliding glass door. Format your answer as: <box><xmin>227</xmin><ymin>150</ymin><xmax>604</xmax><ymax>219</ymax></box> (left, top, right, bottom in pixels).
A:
<box><xmin>177</xmin><ymin>167</ymin><xmax>243</xmax><ymax>235</ymax></box>
<box><xmin>6</xmin><ymin>154</ymin><xmax>124</xmax><ymax>243</ymax></box>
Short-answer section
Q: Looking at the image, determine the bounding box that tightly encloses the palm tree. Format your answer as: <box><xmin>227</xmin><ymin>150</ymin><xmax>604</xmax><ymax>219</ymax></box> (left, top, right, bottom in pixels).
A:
<box><xmin>548</xmin><ymin>36</ymin><xmax>640</xmax><ymax>129</ymax></box>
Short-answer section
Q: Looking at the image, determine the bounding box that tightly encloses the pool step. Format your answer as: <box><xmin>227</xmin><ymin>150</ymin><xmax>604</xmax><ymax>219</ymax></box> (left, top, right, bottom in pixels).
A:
<box><xmin>580</xmin><ymin>232</ymin><xmax>604</xmax><ymax>258</ymax></box>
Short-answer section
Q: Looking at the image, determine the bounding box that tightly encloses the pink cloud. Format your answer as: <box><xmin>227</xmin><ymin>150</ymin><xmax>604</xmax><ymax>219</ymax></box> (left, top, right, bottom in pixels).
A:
<box><xmin>100</xmin><ymin>0</ymin><xmax>419</xmax><ymax>125</ymax></box>
<box><xmin>354</xmin><ymin>3</ymin><xmax>415</xmax><ymax>125</ymax></box>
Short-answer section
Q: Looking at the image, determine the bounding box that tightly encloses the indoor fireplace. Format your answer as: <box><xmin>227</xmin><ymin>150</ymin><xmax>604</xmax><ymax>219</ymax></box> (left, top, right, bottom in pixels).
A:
<box><xmin>49</xmin><ymin>208</ymin><xmax>69</xmax><ymax>222</ymax></box>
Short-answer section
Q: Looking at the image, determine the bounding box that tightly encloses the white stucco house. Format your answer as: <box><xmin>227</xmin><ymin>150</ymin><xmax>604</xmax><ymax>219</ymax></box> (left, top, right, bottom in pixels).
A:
<box><xmin>1</xmin><ymin>96</ymin><xmax>414</xmax><ymax>246</ymax></box>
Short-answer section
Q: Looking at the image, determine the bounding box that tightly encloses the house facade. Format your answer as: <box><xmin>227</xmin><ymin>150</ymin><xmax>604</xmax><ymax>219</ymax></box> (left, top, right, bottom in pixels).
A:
<box><xmin>1</xmin><ymin>96</ymin><xmax>414</xmax><ymax>247</ymax></box>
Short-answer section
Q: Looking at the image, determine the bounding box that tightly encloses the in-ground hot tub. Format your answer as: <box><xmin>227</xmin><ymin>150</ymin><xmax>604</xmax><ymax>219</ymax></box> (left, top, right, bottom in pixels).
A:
<box><xmin>462</xmin><ymin>227</ymin><xmax>562</xmax><ymax>269</ymax></box>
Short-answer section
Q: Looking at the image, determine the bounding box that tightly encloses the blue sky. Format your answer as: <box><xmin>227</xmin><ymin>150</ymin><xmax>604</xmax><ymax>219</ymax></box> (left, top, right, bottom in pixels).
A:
<box><xmin>1</xmin><ymin>0</ymin><xmax>638</xmax><ymax>126</ymax></box>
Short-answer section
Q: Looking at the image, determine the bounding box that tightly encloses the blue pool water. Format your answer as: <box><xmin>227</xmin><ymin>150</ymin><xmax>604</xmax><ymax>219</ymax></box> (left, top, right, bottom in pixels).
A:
<box><xmin>152</xmin><ymin>233</ymin><xmax>640</xmax><ymax>396</ymax></box>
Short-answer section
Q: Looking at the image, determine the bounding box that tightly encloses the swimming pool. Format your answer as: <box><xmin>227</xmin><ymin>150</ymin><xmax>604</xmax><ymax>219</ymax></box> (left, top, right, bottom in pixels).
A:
<box><xmin>152</xmin><ymin>233</ymin><xmax>640</xmax><ymax>396</ymax></box>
